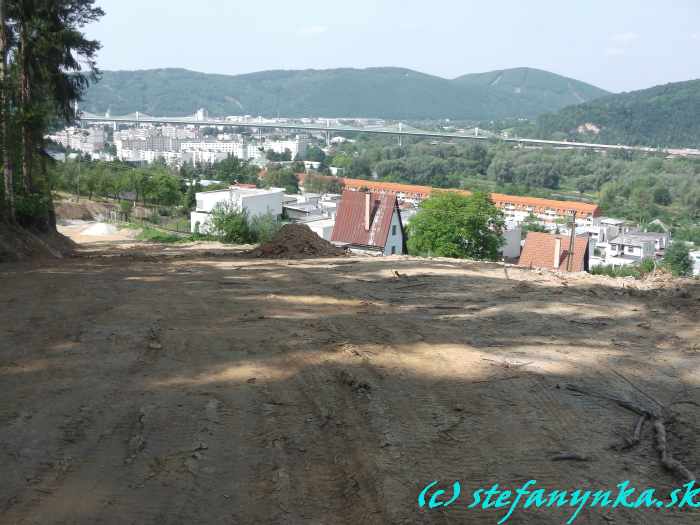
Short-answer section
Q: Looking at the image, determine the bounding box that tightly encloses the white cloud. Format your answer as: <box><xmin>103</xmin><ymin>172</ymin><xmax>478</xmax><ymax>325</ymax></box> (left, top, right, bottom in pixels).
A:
<box><xmin>611</xmin><ymin>32</ymin><xmax>639</xmax><ymax>43</ymax></box>
<box><xmin>298</xmin><ymin>25</ymin><xmax>328</xmax><ymax>36</ymax></box>
<box><xmin>691</xmin><ymin>33</ymin><xmax>699</xmax><ymax>41</ymax></box>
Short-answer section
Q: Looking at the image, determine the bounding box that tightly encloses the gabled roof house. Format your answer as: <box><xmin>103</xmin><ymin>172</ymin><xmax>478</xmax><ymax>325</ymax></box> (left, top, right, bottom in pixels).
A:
<box><xmin>519</xmin><ymin>232</ymin><xmax>590</xmax><ymax>272</ymax></box>
<box><xmin>331</xmin><ymin>190</ymin><xmax>406</xmax><ymax>255</ymax></box>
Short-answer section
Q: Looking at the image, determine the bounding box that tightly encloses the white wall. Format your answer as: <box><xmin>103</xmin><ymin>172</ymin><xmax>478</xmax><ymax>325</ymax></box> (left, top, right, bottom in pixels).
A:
<box><xmin>690</xmin><ymin>251</ymin><xmax>700</xmax><ymax>277</ymax></box>
<box><xmin>191</xmin><ymin>188</ymin><xmax>284</xmax><ymax>233</ymax></box>
<box><xmin>500</xmin><ymin>227</ymin><xmax>522</xmax><ymax>259</ymax></box>
<box><xmin>383</xmin><ymin>209</ymin><xmax>404</xmax><ymax>255</ymax></box>
<box><xmin>240</xmin><ymin>191</ymin><xmax>284</xmax><ymax>218</ymax></box>
<box><xmin>306</xmin><ymin>220</ymin><xmax>335</xmax><ymax>241</ymax></box>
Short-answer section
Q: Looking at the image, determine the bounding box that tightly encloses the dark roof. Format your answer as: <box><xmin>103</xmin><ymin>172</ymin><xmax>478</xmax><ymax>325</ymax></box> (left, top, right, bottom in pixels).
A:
<box><xmin>611</xmin><ymin>233</ymin><xmax>668</xmax><ymax>245</ymax></box>
<box><xmin>519</xmin><ymin>232</ymin><xmax>589</xmax><ymax>272</ymax></box>
<box><xmin>331</xmin><ymin>190</ymin><xmax>399</xmax><ymax>249</ymax></box>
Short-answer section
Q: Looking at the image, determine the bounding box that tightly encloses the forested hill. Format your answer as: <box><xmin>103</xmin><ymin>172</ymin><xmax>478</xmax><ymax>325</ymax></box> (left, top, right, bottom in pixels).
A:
<box><xmin>454</xmin><ymin>67</ymin><xmax>608</xmax><ymax>116</ymax></box>
<box><xmin>530</xmin><ymin>79</ymin><xmax>700</xmax><ymax>148</ymax></box>
<box><xmin>81</xmin><ymin>67</ymin><xmax>609</xmax><ymax>120</ymax></box>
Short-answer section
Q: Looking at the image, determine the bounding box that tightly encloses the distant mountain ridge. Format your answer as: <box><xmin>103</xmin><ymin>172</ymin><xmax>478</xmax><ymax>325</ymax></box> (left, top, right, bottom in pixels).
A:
<box><xmin>80</xmin><ymin>66</ymin><xmax>610</xmax><ymax>120</ymax></box>
<box><xmin>530</xmin><ymin>78</ymin><xmax>700</xmax><ymax>148</ymax></box>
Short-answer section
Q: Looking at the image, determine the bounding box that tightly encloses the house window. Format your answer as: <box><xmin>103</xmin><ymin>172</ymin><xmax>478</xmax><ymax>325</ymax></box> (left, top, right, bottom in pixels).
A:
<box><xmin>392</xmin><ymin>225</ymin><xmax>397</xmax><ymax>236</ymax></box>
<box><xmin>391</xmin><ymin>246</ymin><xmax>396</xmax><ymax>255</ymax></box>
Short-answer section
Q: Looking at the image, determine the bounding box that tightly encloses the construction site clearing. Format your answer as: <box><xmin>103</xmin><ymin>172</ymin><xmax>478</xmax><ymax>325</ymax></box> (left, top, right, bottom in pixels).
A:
<box><xmin>0</xmin><ymin>222</ymin><xmax>699</xmax><ymax>524</ymax></box>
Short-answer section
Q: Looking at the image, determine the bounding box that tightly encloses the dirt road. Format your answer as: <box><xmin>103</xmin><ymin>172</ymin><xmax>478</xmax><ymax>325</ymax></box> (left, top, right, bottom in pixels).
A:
<box><xmin>1</xmin><ymin>235</ymin><xmax>699</xmax><ymax>524</ymax></box>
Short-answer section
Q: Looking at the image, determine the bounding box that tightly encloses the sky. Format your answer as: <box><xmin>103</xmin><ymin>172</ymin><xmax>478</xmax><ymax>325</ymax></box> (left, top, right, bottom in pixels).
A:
<box><xmin>86</xmin><ymin>0</ymin><xmax>700</xmax><ymax>93</ymax></box>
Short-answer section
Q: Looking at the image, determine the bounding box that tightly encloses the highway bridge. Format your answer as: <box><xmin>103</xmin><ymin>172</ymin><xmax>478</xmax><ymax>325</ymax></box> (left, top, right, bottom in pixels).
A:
<box><xmin>78</xmin><ymin>110</ymin><xmax>700</xmax><ymax>158</ymax></box>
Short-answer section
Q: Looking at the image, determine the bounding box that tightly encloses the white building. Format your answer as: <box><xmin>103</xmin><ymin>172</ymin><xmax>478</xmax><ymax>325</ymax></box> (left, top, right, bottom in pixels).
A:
<box><xmin>302</xmin><ymin>217</ymin><xmax>336</xmax><ymax>241</ymax></box>
<box><xmin>500</xmin><ymin>226</ymin><xmax>523</xmax><ymax>260</ymax></box>
<box><xmin>48</xmin><ymin>126</ymin><xmax>105</xmax><ymax>155</ymax></box>
<box><xmin>181</xmin><ymin>140</ymin><xmax>264</xmax><ymax>165</ymax></box>
<box><xmin>263</xmin><ymin>135</ymin><xmax>310</xmax><ymax>159</ymax></box>
<box><xmin>690</xmin><ymin>250</ymin><xmax>700</xmax><ymax>277</ymax></box>
<box><xmin>605</xmin><ymin>234</ymin><xmax>656</xmax><ymax>267</ymax></box>
<box><xmin>190</xmin><ymin>186</ymin><xmax>284</xmax><ymax>234</ymax></box>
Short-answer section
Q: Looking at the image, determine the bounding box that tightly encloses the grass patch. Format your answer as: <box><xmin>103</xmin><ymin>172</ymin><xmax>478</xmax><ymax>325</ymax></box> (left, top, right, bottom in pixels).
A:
<box><xmin>590</xmin><ymin>259</ymin><xmax>657</xmax><ymax>279</ymax></box>
<box><xmin>135</xmin><ymin>225</ymin><xmax>192</xmax><ymax>243</ymax></box>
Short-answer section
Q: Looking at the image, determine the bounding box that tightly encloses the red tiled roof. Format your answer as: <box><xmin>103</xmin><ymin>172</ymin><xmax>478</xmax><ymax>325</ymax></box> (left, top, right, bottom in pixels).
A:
<box><xmin>331</xmin><ymin>190</ymin><xmax>398</xmax><ymax>249</ymax></box>
<box><xmin>518</xmin><ymin>232</ymin><xmax>590</xmax><ymax>272</ymax></box>
<box><xmin>297</xmin><ymin>174</ymin><xmax>600</xmax><ymax>217</ymax></box>
<box><xmin>490</xmin><ymin>193</ymin><xmax>599</xmax><ymax>217</ymax></box>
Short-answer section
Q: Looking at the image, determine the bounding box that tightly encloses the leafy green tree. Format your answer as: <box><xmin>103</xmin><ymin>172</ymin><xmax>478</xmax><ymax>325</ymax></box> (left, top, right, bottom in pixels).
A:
<box><xmin>663</xmin><ymin>242</ymin><xmax>693</xmax><ymax>277</ymax></box>
<box><xmin>266</xmin><ymin>148</ymin><xmax>292</xmax><ymax>162</ymax></box>
<box><xmin>653</xmin><ymin>186</ymin><xmax>672</xmax><ymax>206</ymax></box>
<box><xmin>304</xmin><ymin>145</ymin><xmax>326</xmax><ymax>163</ymax></box>
<box><xmin>212</xmin><ymin>154</ymin><xmax>259</xmax><ymax>184</ymax></box>
<box><xmin>148</xmin><ymin>171</ymin><xmax>181</xmax><ymax>206</ymax></box>
<box><xmin>521</xmin><ymin>212</ymin><xmax>547</xmax><ymax>237</ymax></box>
<box><xmin>264</xmin><ymin>168</ymin><xmax>298</xmax><ymax>194</ymax></box>
<box><xmin>210</xmin><ymin>202</ymin><xmax>253</xmax><ymax>244</ymax></box>
<box><xmin>182</xmin><ymin>181</ymin><xmax>198</xmax><ymax>210</ymax></box>
<box><xmin>407</xmin><ymin>191</ymin><xmax>504</xmax><ymax>260</ymax></box>
<box><xmin>249</xmin><ymin>213</ymin><xmax>281</xmax><ymax>243</ymax></box>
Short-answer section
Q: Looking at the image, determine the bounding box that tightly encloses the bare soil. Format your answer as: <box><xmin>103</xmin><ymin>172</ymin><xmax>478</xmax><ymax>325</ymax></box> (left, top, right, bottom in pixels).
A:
<box><xmin>250</xmin><ymin>224</ymin><xmax>346</xmax><ymax>259</ymax></box>
<box><xmin>1</xmin><ymin>230</ymin><xmax>699</xmax><ymax>524</ymax></box>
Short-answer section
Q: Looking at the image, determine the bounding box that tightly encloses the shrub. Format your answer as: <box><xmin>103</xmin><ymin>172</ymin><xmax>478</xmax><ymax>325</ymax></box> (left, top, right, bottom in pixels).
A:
<box><xmin>210</xmin><ymin>203</ymin><xmax>254</xmax><ymax>244</ymax></box>
<box><xmin>249</xmin><ymin>213</ymin><xmax>282</xmax><ymax>243</ymax></box>
<box><xmin>119</xmin><ymin>200</ymin><xmax>132</xmax><ymax>219</ymax></box>
<box><xmin>663</xmin><ymin>242</ymin><xmax>693</xmax><ymax>277</ymax></box>
<box><xmin>590</xmin><ymin>258</ymin><xmax>657</xmax><ymax>279</ymax></box>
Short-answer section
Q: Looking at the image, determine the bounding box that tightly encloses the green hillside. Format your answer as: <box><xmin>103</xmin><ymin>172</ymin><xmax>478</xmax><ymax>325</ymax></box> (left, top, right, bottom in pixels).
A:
<box><xmin>531</xmin><ymin>79</ymin><xmax>700</xmax><ymax>148</ymax></box>
<box><xmin>80</xmin><ymin>67</ymin><xmax>609</xmax><ymax>120</ymax></box>
<box><xmin>454</xmin><ymin>67</ymin><xmax>609</xmax><ymax>117</ymax></box>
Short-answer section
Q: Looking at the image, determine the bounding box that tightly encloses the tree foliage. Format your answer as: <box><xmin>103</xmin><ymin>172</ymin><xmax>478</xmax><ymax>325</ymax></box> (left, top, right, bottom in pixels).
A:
<box><xmin>526</xmin><ymin>78</ymin><xmax>700</xmax><ymax>149</ymax></box>
<box><xmin>0</xmin><ymin>0</ymin><xmax>103</xmax><ymax>227</ymax></box>
<box><xmin>407</xmin><ymin>191</ymin><xmax>504</xmax><ymax>260</ymax></box>
<box><xmin>663</xmin><ymin>242</ymin><xmax>693</xmax><ymax>277</ymax></box>
<box><xmin>263</xmin><ymin>167</ymin><xmax>299</xmax><ymax>193</ymax></box>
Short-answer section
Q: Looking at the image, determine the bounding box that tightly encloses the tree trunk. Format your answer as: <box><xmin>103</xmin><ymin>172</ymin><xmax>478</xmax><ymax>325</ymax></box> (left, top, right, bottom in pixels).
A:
<box><xmin>0</xmin><ymin>0</ymin><xmax>14</xmax><ymax>221</ymax></box>
<box><xmin>19</xmin><ymin>20</ymin><xmax>31</xmax><ymax>194</ymax></box>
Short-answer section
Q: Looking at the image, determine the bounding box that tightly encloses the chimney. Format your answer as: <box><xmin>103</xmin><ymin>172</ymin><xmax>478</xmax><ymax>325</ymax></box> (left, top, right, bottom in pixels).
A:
<box><xmin>553</xmin><ymin>237</ymin><xmax>562</xmax><ymax>269</ymax></box>
<box><xmin>364</xmin><ymin>192</ymin><xmax>371</xmax><ymax>231</ymax></box>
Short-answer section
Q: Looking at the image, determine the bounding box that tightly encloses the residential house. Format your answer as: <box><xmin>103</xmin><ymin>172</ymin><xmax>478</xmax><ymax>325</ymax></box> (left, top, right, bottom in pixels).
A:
<box><xmin>604</xmin><ymin>232</ymin><xmax>669</xmax><ymax>267</ymax></box>
<box><xmin>190</xmin><ymin>185</ymin><xmax>284</xmax><ymax>234</ymax></box>
<box><xmin>690</xmin><ymin>250</ymin><xmax>700</xmax><ymax>277</ymax></box>
<box><xmin>519</xmin><ymin>232</ymin><xmax>590</xmax><ymax>272</ymax></box>
<box><xmin>604</xmin><ymin>233</ymin><xmax>657</xmax><ymax>267</ymax></box>
<box><xmin>331</xmin><ymin>190</ymin><xmax>406</xmax><ymax>255</ymax></box>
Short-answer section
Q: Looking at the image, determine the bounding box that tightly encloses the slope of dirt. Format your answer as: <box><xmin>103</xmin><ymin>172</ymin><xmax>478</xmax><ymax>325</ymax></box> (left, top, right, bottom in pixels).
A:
<box><xmin>54</xmin><ymin>199</ymin><xmax>118</xmax><ymax>221</ymax></box>
<box><xmin>1</xmin><ymin>240</ymin><xmax>699</xmax><ymax>524</ymax></box>
<box><xmin>250</xmin><ymin>223</ymin><xmax>346</xmax><ymax>259</ymax></box>
<box><xmin>0</xmin><ymin>223</ymin><xmax>75</xmax><ymax>262</ymax></box>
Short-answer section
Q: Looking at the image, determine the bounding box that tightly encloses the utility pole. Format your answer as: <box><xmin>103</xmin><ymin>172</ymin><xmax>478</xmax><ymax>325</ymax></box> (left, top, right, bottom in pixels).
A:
<box><xmin>566</xmin><ymin>211</ymin><xmax>577</xmax><ymax>272</ymax></box>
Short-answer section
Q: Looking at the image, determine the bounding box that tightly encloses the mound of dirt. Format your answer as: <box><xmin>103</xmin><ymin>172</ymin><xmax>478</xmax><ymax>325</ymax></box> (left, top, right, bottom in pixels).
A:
<box><xmin>0</xmin><ymin>224</ymin><xmax>75</xmax><ymax>262</ymax></box>
<box><xmin>250</xmin><ymin>224</ymin><xmax>346</xmax><ymax>259</ymax></box>
<box><xmin>82</xmin><ymin>223</ymin><xmax>119</xmax><ymax>236</ymax></box>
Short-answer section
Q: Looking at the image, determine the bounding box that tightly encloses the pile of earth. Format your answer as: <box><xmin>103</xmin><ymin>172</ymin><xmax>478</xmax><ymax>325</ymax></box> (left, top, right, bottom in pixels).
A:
<box><xmin>0</xmin><ymin>224</ymin><xmax>75</xmax><ymax>262</ymax></box>
<box><xmin>249</xmin><ymin>224</ymin><xmax>346</xmax><ymax>259</ymax></box>
<box><xmin>81</xmin><ymin>223</ymin><xmax>119</xmax><ymax>236</ymax></box>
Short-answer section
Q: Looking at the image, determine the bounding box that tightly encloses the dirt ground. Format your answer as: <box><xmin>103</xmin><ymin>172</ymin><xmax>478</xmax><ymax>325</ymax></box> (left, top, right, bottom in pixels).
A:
<box><xmin>1</xmin><ymin>229</ymin><xmax>699</xmax><ymax>524</ymax></box>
